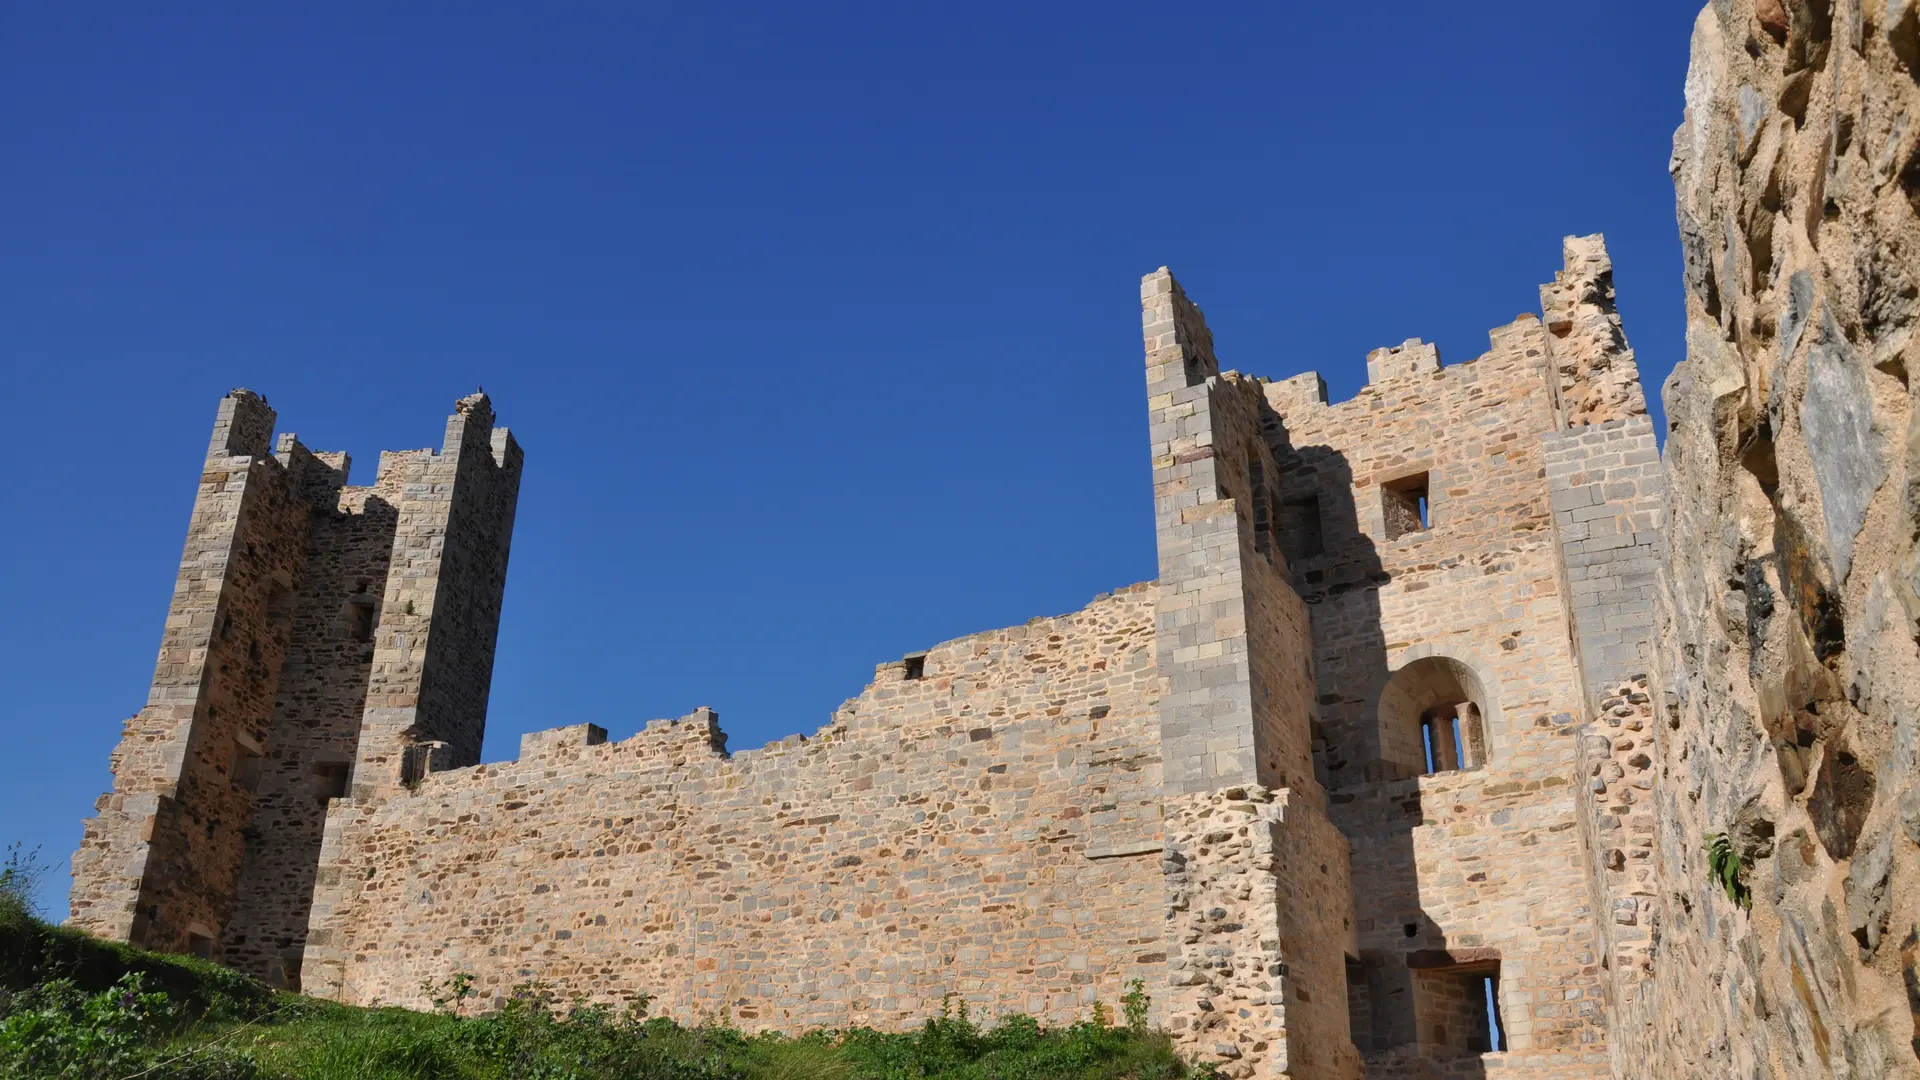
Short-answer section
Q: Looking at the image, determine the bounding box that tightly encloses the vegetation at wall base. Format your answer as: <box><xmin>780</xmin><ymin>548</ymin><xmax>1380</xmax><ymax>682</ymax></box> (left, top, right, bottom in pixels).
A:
<box><xmin>3</xmin><ymin>858</ymin><xmax>1207</xmax><ymax>1080</ymax></box>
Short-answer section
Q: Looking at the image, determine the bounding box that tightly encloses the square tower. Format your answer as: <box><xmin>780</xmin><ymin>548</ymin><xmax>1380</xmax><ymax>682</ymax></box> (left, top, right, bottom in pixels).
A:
<box><xmin>68</xmin><ymin>389</ymin><xmax>522</xmax><ymax>987</ymax></box>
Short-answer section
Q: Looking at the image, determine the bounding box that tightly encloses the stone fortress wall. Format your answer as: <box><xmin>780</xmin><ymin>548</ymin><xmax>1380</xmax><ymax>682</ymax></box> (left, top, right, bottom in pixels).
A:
<box><xmin>69</xmin><ymin>8</ymin><xmax>1920</xmax><ymax>1072</ymax></box>
<box><xmin>302</xmin><ymin>587</ymin><xmax>1168</xmax><ymax>1031</ymax></box>
<box><xmin>72</xmin><ymin>234</ymin><xmax>1665</xmax><ymax>1080</ymax></box>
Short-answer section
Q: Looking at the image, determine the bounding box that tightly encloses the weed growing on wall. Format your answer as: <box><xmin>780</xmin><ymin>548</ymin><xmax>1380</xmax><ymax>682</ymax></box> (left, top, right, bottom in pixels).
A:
<box><xmin>1703</xmin><ymin>832</ymin><xmax>1751</xmax><ymax>910</ymax></box>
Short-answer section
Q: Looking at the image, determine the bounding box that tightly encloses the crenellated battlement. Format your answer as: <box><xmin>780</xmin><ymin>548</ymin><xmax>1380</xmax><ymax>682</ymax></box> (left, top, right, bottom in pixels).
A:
<box><xmin>1209</xmin><ymin>236</ymin><xmax>1642</xmax><ymax>441</ymax></box>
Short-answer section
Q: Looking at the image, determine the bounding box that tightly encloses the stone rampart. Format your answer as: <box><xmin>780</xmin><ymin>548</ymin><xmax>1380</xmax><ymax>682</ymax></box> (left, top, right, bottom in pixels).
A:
<box><xmin>72</xmin><ymin>236</ymin><xmax>1709</xmax><ymax>1079</ymax></box>
<box><xmin>303</xmin><ymin>586</ymin><xmax>1169</xmax><ymax>1030</ymax></box>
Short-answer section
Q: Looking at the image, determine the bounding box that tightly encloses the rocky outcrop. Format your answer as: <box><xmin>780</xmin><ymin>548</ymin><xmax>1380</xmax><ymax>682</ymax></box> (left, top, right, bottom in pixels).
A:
<box><xmin>1630</xmin><ymin>1</ymin><xmax>1920</xmax><ymax>1076</ymax></box>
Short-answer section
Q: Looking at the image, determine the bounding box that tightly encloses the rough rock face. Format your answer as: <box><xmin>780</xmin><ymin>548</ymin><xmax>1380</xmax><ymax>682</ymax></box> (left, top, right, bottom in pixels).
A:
<box><xmin>1630</xmin><ymin>1</ymin><xmax>1920</xmax><ymax>1076</ymax></box>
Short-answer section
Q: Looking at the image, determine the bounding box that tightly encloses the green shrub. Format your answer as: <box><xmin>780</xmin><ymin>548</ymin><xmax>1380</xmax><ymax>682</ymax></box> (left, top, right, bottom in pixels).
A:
<box><xmin>837</xmin><ymin>993</ymin><xmax>1203</xmax><ymax>1080</ymax></box>
<box><xmin>0</xmin><ymin>843</ymin><xmax>44</xmax><ymax>934</ymax></box>
<box><xmin>0</xmin><ymin>899</ymin><xmax>272</xmax><ymax>1025</ymax></box>
<box><xmin>0</xmin><ymin>971</ymin><xmax>262</xmax><ymax>1080</ymax></box>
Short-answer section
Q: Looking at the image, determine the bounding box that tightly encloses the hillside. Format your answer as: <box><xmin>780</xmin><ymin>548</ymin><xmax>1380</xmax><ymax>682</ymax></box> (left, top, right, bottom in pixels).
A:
<box><xmin>2</xmin><ymin>856</ymin><xmax>1203</xmax><ymax>1080</ymax></box>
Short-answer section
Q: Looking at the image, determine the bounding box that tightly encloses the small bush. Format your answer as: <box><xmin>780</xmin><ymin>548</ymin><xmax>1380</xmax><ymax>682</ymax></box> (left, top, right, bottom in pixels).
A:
<box><xmin>837</xmin><ymin>993</ymin><xmax>1201</xmax><ymax>1080</ymax></box>
<box><xmin>0</xmin><ymin>971</ymin><xmax>263</xmax><ymax>1080</ymax></box>
<box><xmin>0</xmin><ymin>843</ymin><xmax>45</xmax><ymax>933</ymax></box>
<box><xmin>0</xmin><ymin>917</ymin><xmax>273</xmax><ymax>1023</ymax></box>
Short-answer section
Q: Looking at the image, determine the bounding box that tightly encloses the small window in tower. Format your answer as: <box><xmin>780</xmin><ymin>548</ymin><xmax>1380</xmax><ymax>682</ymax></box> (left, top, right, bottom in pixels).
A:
<box><xmin>230</xmin><ymin>741</ymin><xmax>262</xmax><ymax>792</ymax></box>
<box><xmin>1417</xmin><ymin>703</ymin><xmax>1485</xmax><ymax>775</ymax></box>
<box><xmin>1408</xmin><ymin>955</ymin><xmax>1505</xmax><ymax>1057</ymax></box>
<box><xmin>314</xmin><ymin>761</ymin><xmax>350</xmax><ymax>804</ymax></box>
<box><xmin>346</xmin><ymin>598</ymin><xmax>376</xmax><ymax>643</ymax></box>
<box><xmin>1279</xmin><ymin>495</ymin><xmax>1325</xmax><ymax>562</ymax></box>
<box><xmin>1344</xmin><ymin>955</ymin><xmax>1375</xmax><ymax>1052</ymax></box>
<box><xmin>1381</xmin><ymin>472</ymin><xmax>1431</xmax><ymax>539</ymax></box>
<box><xmin>265</xmin><ymin>582</ymin><xmax>292</xmax><ymax>628</ymax></box>
<box><xmin>902</xmin><ymin>655</ymin><xmax>927</xmax><ymax>680</ymax></box>
<box><xmin>186</xmin><ymin>930</ymin><xmax>216</xmax><ymax>961</ymax></box>
<box><xmin>1245</xmin><ymin>448</ymin><xmax>1273</xmax><ymax>559</ymax></box>
<box><xmin>1473</xmin><ymin>969</ymin><xmax>1506</xmax><ymax>1053</ymax></box>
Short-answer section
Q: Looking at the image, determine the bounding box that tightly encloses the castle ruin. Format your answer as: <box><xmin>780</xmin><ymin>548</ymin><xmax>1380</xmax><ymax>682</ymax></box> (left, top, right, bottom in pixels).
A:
<box><xmin>73</xmin><ymin>235</ymin><xmax>1655</xmax><ymax>1080</ymax></box>
<box><xmin>67</xmin><ymin>2</ymin><xmax>1920</xmax><ymax>1077</ymax></box>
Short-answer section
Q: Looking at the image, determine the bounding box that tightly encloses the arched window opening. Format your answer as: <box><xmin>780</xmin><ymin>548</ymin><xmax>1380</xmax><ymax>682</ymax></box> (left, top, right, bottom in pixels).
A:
<box><xmin>1376</xmin><ymin>656</ymin><xmax>1493</xmax><ymax>779</ymax></box>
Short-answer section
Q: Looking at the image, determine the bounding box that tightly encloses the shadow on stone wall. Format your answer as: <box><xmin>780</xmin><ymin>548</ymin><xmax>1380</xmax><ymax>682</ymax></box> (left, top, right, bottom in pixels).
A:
<box><xmin>1269</xmin><ymin>426</ymin><xmax>1494</xmax><ymax>1079</ymax></box>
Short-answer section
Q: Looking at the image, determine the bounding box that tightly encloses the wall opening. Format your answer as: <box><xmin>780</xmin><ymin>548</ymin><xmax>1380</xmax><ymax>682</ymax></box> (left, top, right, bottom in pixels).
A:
<box><xmin>346</xmin><ymin>589</ymin><xmax>376</xmax><ymax>643</ymax></box>
<box><xmin>275</xmin><ymin>954</ymin><xmax>303</xmax><ymax>993</ymax></box>
<box><xmin>1279</xmin><ymin>495</ymin><xmax>1324</xmax><ymax>563</ymax></box>
<box><xmin>265</xmin><ymin>582</ymin><xmax>292</xmax><ymax>629</ymax></box>
<box><xmin>186</xmin><ymin>930</ymin><xmax>216</xmax><ymax>961</ymax></box>
<box><xmin>1382</xmin><ymin>471</ymin><xmax>1431</xmax><ymax>539</ymax></box>
<box><xmin>1478</xmin><ymin>972</ymin><xmax>1505</xmax><ymax>1052</ymax></box>
<box><xmin>1345</xmin><ymin>955</ymin><xmax>1373</xmax><ymax>1051</ymax></box>
<box><xmin>1409</xmin><ymin>956</ymin><xmax>1505</xmax><ymax>1058</ymax></box>
<box><xmin>1376</xmin><ymin>655</ymin><xmax>1493</xmax><ymax>779</ymax></box>
<box><xmin>230</xmin><ymin>741</ymin><xmax>262</xmax><ymax>792</ymax></box>
<box><xmin>314</xmin><ymin>761</ymin><xmax>350</xmax><ymax>804</ymax></box>
<box><xmin>1419</xmin><ymin>703</ymin><xmax>1485</xmax><ymax>774</ymax></box>
<box><xmin>902</xmin><ymin>654</ymin><xmax>927</xmax><ymax>680</ymax></box>
<box><xmin>1348</xmin><ymin>951</ymin><xmax>1413</xmax><ymax>1053</ymax></box>
<box><xmin>1246</xmin><ymin>446</ymin><xmax>1277</xmax><ymax>562</ymax></box>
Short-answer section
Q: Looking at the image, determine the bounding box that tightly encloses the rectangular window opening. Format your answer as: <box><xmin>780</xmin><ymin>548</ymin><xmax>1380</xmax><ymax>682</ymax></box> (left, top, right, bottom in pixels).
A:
<box><xmin>186</xmin><ymin>932</ymin><xmax>215</xmax><ymax>961</ymax></box>
<box><xmin>902</xmin><ymin>655</ymin><xmax>926</xmax><ymax>680</ymax></box>
<box><xmin>1382</xmin><ymin>472</ymin><xmax>1431</xmax><ymax>540</ymax></box>
<box><xmin>1482</xmin><ymin>974</ymin><xmax>1505</xmax><ymax>1053</ymax></box>
<box><xmin>230</xmin><ymin>741</ymin><xmax>262</xmax><ymax>792</ymax></box>
<box><xmin>1245</xmin><ymin>448</ymin><xmax>1275</xmax><ymax>560</ymax></box>
<box><xmin>347</xmin><ymin>599</ymin><xmax>375</xmax><ymax>643</ymax></box>
<box><xmin>1344</xmin><ymin>955</ymin><xmax>1374</xmax><ymax>1052</ymax></box>
<box><xmin>1456</xmin><ymin>963</ymin><xmax>1505</xmax><ymax>1054</ymax></box>
<box><xmin>315</xmin><ymin>762</ymin><xmax>350</xmax><ymax>804</ymax></box>
<box><xmin>1279</xmin><ymin>495</ymin><xmax>1325</xmax><ymax>562</ymax></box>
<box><xmin>1411</xmin><ymin>957</ymin><xmax>1503</xmax><ymax>1058</ymax></box>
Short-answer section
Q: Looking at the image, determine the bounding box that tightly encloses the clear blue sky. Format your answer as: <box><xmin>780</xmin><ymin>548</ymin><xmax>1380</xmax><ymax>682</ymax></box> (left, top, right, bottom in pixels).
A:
<box><xmin>0</xmin><ymin>3</ymin><xmax>1701</xmax><ymax>915</ymax></box>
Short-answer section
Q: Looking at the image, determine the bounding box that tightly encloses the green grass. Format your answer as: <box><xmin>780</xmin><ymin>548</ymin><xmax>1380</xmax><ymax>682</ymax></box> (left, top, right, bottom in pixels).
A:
<box><xmin>4</xmin><ymin>977</ymin><xmax>1201</xmax><ymax>1080</ymax></box>
<box><xmin>0</xmin><ymin>857</ymin><xmax>1205</xmax><ymax>1080</ymax></box>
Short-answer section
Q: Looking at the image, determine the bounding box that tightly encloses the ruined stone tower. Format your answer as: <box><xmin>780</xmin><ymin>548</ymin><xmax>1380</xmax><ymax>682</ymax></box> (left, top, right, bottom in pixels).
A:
<box><xmin>68</xmin><ymin>390</ymin><xmax>522</xmax><ymax>987</ymax></box>
<box><xmin>1143</xmin><ymin>233</ymin><xmax>1659</xmax><ymax>1077</ymax></box>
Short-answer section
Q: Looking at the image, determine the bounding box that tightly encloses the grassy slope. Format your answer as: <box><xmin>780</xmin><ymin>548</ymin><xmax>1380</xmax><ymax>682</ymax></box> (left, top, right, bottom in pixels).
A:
<box><xmin>1</xmin><ymin>904</ymin><xmax>1201</xmax><ymax>1080</ymax></box>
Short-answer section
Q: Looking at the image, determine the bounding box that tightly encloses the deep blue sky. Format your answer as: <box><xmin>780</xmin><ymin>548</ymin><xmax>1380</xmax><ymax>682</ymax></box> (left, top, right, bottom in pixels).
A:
<box><xmin>1</xmin><ymin>3</ymin><xmax>1701</xmax><ymax>914</ymax></box>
